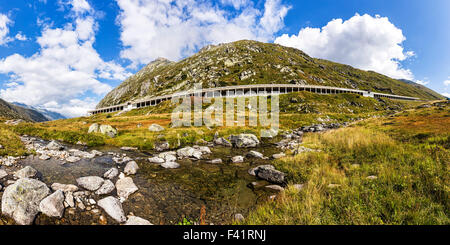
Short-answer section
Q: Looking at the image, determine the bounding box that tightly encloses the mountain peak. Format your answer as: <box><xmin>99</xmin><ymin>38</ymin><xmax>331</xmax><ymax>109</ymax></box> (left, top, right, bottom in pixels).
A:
<box><xmin>96</xmin><ymin>40</ymin><xmax>444</xmax><ymax>108</ymax></box>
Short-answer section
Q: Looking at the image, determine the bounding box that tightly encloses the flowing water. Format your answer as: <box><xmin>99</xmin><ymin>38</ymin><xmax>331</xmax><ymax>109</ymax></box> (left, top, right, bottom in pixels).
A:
<box><xmin>1</xmin><ymin>139</ymin><xmax>282</xmax><ymax>225</ymax></box>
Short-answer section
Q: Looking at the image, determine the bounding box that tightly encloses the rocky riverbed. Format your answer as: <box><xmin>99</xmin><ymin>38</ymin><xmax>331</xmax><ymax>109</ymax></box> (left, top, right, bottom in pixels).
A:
<box><xmin>0</xmin><ymin>123</ymin><xmax>344</xmax><ymax>225</ymax></box>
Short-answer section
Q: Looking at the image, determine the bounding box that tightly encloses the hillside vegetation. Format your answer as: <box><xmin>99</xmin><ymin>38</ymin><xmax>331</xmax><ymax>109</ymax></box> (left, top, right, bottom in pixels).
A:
<box><xmin>9</xmin><ymin>92</ymin><xmax>420</xmax><ymax>151</ymax></box>
<box><xmin>97</xmin><ymin>40</ymin><xmax>444</xmax><ymax>108</ymax></box>
<box><xmin>239</xmin><ymin>102</ymin><xmax>449</xmax><ymax>225</ymax></box>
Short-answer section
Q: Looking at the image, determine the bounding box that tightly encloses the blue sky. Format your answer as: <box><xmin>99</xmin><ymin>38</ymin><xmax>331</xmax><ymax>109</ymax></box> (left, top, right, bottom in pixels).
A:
<box><xmin>0</xmin><ymin>0</ymin><xmax>448</xmax><ymax>117</ymax></box>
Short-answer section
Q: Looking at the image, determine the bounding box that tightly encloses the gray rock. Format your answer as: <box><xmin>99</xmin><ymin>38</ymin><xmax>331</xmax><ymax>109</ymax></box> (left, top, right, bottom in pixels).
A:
<box><xmin>161</xmin><ymin>161</ymin><xmax>180</xmax><ymax>169</ymax></box>
<box><xmin>64</xmin><ymin>192</ymin><xmax>75</xmax><ymax>208</ymax></box>
<box><xmin>293</xmin><ymin>184</ymin><xmax>304</xmax><ymax>191</ymax></box>
<box><xmin>0</xmin><ymin>169</ymin><xmax>8</xmax><ymax>179</ymax></box>
<box><xmin>257</xmin><ymin>168</ymin><xmax>286</xmax><ymax>185</ymax></box>
<box><xmin>104</xmin><ymin>168</ymin><xmax>119</xmax><ymax>179</ymax></box>
<box><xmin>265</xmin><ymin>185</ymin><xmax>284</xmax><ymax>192</ymax></box>
<box><xmin>194</xmin><ymin>145</ymin><xmax>212</xmax><ymax>154</ymax></box>
<box><xmin>95</xmin><ymin>180</ymin><xmax>115</xmax><ymax>195</ymax></box>
<box><xmin>1</xmin><ymin>178</ymin><xmax>50</xmax><ymax>225</ymax></box>
<box><xmin>46</xmin><ymin>140</ymin><xmax>64</xmax><ymax>151</ymax></box>
<box><xmin>88</xmin><ymin>123</ymin><xmax>100</xmax><ymax>133</ymax></box>
<box><xmin>154</xmin><ymin>142</ymin><xmax>170</xmax><ymax>151</ymax></box>
<box><xmin>148</xmin><ymin>156</ymin><xmax>165</xmax><ymax>164</ymax></box>
<box><xmin>148</xmin><ymin>124</ymin><xmax>165</xmax><ymax>132</ymax></box>
<box><xmin>99</xmin><ymin>125</ymin><xmax>118</xmax><ymax>138</ymax></box>
<box><xmin>234</xmin><ymin>213</ymin><xmax>245</xmax><ymax>222</ymax></box>
<box><xmin>228</xmin><ymin>134</ymin><xmax>260</xmax><ymax>148</ymax></box>
<box><xmin>66</xmin><ymin>156</ymin><xmax>81</xmax><ymax>163</ymax></box>
<box><xmin>213</xmin><ymin>137</ymin><xmax>232</xmax><ymax>147</ymax></box>
<box><xmin>246</xmin><ymin>150</ymin><xmax>264</xmax><ymax>159</ymax></box>
<box><xmin>208</xmin><ymin>159</ymin><xmax>223</xmax><ymax>164</ymax></box>
<box><xmin>124</xmin><ymin>161</ymin><xmax>139</xmax><ymax>175</ymax></box>
<box><xmin>39</xmin><ymin>190</ymin><xmax>65</xmax><ymax>218</ymax></box>
<box><xmin>366</xmin><ymin>175</ymin><xmax>378</xmax><ymax>180</ymax></box>
<box><xmin>39</xmin><ymin>154</ymin><xmax>51</xmax><ymax>160</ymax></box>
<box><xmin>14</xmin><ymin>166</ymin><xmax>38</xmax><ymax>179</ymax></box>
<box><xmin>177</xmin><ymin>146</ymin><xmax>203</xmax><ymax>159</ymax></box>
<box><xmin>158</xmin><ymin>152</ymin><xmax>177</xmax><ymax>162</ymax></box>
<box><xmin>76</xmin><ymin>176</ymin><xmax>104</xmax><ymax>191</ymax></box>
<box><xmin>125</xmin><ymin>216</ymin><xmax>153</xmax><ymax>225</ymax></box>
<box><xmin>272</xmin><ymin>153</ymin><xmax>286</xmax><ymax>159</ymax></box>
<box><xmin>120</xmin><ymin>146</ymin><xmax>138</xmax><ymax>151</ymax></box>
<box><xmin>248</xmin><ymin>165</ymin><xmax>275</xmax><ymax>176</ymax></box>
<box><xmin>51</xmin><ymin>183</ymin><xmax>79</xmax><ymax>193</ymax></box>
<box><xmin>97</xmin><ymin>196</ymin><xmax>126</xmax><ymax>223</ymax></box>
<box><xmin>231</xmin><ymin>155</ymin><xmax>244</xmax><ymax>163</ymax></box>
<box><xmin>115</xmin><ymin>177</ymin><xmax>138</xmax><ymax>200</ymax></box>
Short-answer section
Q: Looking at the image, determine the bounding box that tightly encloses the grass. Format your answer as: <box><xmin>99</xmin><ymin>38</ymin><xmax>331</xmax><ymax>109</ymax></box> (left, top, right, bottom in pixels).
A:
<box><xmin>0</xmin><ymin>123</ymin><xmax>28</xmax><ymax>157</ymax></box>
<box><xmin>1</xmin><ymin>92</ymin><xmax>422</xmax><ymax>154</ymax></box>
<box><xmin>239</xmin><ymin>103</ymin><xmax>449</xmax><ymax>225</ymax></box>
<box><xmin>0</xmin><ymin>94</ymin><xmax>447</xmax><ymax>225</ymax></box>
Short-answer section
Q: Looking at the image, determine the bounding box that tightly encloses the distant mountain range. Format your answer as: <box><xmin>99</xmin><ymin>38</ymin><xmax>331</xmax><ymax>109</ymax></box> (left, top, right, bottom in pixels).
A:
<box><xmin>11</xmin><ymin>102</ymin><xmax>66</xmax><ymax>121</ymax></box>
<box><xmin>97</xmin><ymin>40</ymin><xmax>445</xmax><ymax>108</ymax></box>
<box><xmin>0</xmin><ymin>99</ymin><xmax>66</xmax><ymax>122</ymax></box>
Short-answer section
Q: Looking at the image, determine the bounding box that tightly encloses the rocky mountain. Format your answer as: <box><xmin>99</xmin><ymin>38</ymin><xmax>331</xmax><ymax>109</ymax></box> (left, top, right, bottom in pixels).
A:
<box><xmin>97</xmin><ymin>40</ymin><xmax>444</xmax><ymax>108</ymax></box>
<box><xmin>0</xmin><ymin>99</ymin><xmax>56</xmax><ymax>122</ymax></box>
<box><xmin>11</xmin><ymin>102</ymin><xmax>66</xmax><ymax>121</ymax></box>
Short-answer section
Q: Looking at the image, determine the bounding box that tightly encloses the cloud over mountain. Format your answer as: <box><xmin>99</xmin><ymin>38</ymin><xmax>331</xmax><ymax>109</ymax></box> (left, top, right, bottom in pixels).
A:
<box><xmin>275</xmin><ymin>14</ymin><xmax>414</xmax><ymax>80</ymax></box>
<box><xmin>116</xmin><ymin>0</ymin><xmax>290</xmax><ymax>66</ymax></box>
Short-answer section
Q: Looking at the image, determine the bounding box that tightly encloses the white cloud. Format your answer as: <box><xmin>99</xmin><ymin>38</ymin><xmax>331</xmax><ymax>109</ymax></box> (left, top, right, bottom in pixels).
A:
<box><xmin>220</xmin><ymin>0</ymin><xmax>250</xmax><ymax>9</ymax></box>
<box><xmin>0</xmin><ymin>0</ymin><xmax>130</xmax><ymax>117</ymax></box>
<box><xmin>415</xmin><ymin>79</ymin><xmax>429</xmax><ymax>86</ymax></box>
<box><xmin>14</xmin><ymin>32</ymin><xmax>28</xmax><ymax>41</ymax></box>
<box><xmin>116</xmin><ymin>0</ymin><xmax>290</xmax><ymax>66</ymax></box>
<box><xmin>444</xmin><ymin>77</ymin><xmax>450</xmax><ymax>86</ymax></box>
<box><xmin>0</xmin><ymin>14</ymin><xmax>13</xmax><ymax>45</ymax></box>
<box><xmin>43</xmin><ymin>98</ymin><xmax>98</xmax><ymax>118</ymax></box>
<box><xmin>71</xmin><ymin>0</ymin><xmax>92</xmax><ymax>15</ymax></box>
<box><xmin>275</xmin><ymin>14</ymin><xmax>414</xmax><ymax>80</ymax></box>
<box><xmin>441</xmin><ymin>93</ymin><xmax>450</xmax><ymax>98</ymax></box>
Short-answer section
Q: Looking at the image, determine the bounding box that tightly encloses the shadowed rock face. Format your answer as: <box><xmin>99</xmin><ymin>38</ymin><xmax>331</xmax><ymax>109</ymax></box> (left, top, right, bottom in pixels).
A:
<box><xmin>1</xmin><ymin>178</ymin><xmax>50</xmax><ymax>225</ymax></box>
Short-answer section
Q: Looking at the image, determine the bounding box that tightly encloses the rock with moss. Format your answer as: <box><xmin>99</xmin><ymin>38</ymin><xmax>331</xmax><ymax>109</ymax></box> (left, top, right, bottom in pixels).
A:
<box><xmin>99</xmin><ymin>125</ymin><xmax>118</xmax><ymax>138</ymax></box>
<box><xmin>228</xmin><ymin>134</ymin><xmax>260</xmax><ymax>148</ymax></box>
<box><xmin>1</xmin><ymin>178</ymin><xmax>51</xmax><ymax>225</ymax></box>
<box><xmin>148</xmin><ymin>123</ymin><xmax>165</xmax><ymax>132</ymax></box>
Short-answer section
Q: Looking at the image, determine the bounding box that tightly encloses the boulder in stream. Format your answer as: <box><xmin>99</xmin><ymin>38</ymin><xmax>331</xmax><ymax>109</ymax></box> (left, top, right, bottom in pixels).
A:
<box><xmin>39</xmin><ymin>190</ymin><xmax>65</xmax><ymax>218</ymax></box>
<box><xmin>97</xmin><ymin>196</ymin><xmax>126</xmax><ymax>223</ymax></box>
<box><xmin>1</xmin><ymin>178</ymin><xmax>50</xmax><ymax>225</ymax></box>
<box><xmin>76</xmin><ymin>176</ymin><xmax>104</xmax><ymax>191</ymax></box>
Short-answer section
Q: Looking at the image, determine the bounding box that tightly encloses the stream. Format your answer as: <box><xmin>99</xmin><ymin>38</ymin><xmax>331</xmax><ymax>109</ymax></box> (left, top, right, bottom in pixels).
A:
<box><xmin>1</xmin><ymin>138</ymin><xmax>281</xmax><ymax>225</ymax></box>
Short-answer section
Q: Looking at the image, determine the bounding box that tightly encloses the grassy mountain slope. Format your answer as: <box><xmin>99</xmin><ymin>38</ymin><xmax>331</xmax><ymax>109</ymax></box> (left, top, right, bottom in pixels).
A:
<box><xmin>97</xmin><ymin>40</ymin><xmax>443</xmax><ymax>108</ymax></box>
<box><xmin>0</xmin><ymin>98</ymin><xmax>48</xmax><ymax>122</ymax></box>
